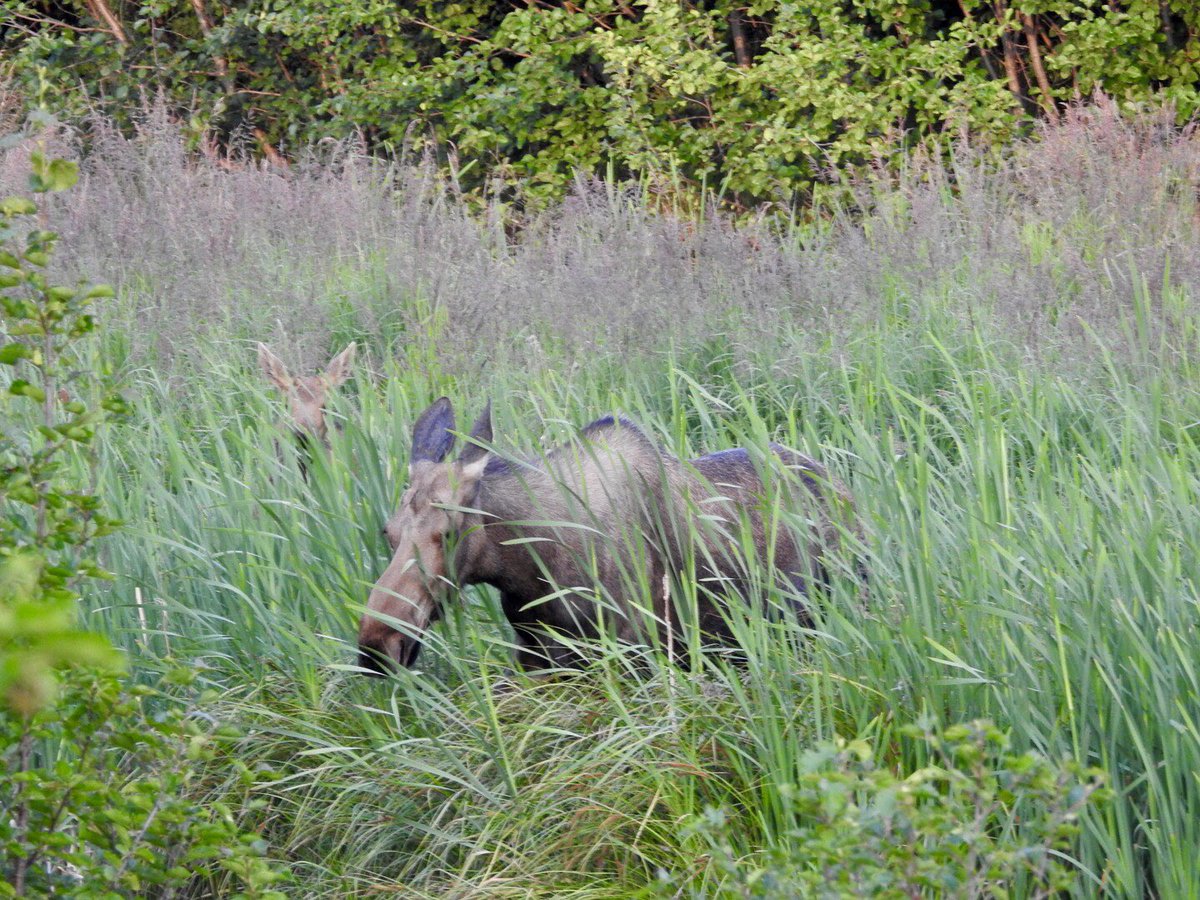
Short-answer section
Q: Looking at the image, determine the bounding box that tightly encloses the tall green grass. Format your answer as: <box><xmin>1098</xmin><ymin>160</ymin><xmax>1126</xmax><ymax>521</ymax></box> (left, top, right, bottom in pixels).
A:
<box><xmin>9</xmin><ymin>105</ymin><xmax>1197</xmax><ymax>895</ymax></box>
<box><xmin>75</xmin><ymin>314</ymin><xmax>1199</xmax><ymax>896</ymax></box>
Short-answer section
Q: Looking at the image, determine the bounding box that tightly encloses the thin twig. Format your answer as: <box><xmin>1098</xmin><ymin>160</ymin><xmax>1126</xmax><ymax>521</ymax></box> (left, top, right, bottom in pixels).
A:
<box><xmin>6</xmin><ymin>10</ymin><xmax>108</xmax><ymax>35</ymax></box>
<box><xmin>157</xmin><ymin>596</ymin><xmax>170</xmax><ymax>656</ymax></box>
<box><xmin>22</xmin><ymin>694</ymin><xmax>105</xmax><ymax>878</ymax></box>
<box><xmin>135</xmin><ymin>587</ymin><xmax>148</xmax><ymax>649</ymax></box>
<box><xmin>404</xmin><ymin>17</ymin><xmax>534</xmax><ymax>59</ymax></box>
<box><xmin>11</xmin><ymin>729</ymin><xmax>33</xmax><ymax>893</ymax></box>
<box><xmin>108</xmin><ymin>795</ymin><xmax>166</xmax><ymax>886</ymax></box>
<box><xmin>662</xmin><ymin>572</ymin><xmax>678</xmax><ymax>729</ymax></box>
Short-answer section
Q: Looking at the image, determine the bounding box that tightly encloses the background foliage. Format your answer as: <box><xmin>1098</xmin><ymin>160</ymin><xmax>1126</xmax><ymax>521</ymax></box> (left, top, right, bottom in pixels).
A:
<box><xmin>4</xmin><ymin>0</ymin><xmax>1200</xmax><ymax>205</ymax></box>
<box><xmin>0</xmin><ymin>106</ymin><xmax>1195</xmax><ymax>894</ymax></box>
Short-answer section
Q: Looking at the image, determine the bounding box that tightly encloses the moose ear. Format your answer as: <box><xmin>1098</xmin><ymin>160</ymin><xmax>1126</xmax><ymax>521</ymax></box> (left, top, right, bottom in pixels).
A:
<box><xmin>410</xmin><ymin>397</ymin><xmax>456</xmax><ymax>464</ymax></box>
<box><xmin>457</xmin><ymin>401</ymin><xmax>492</xmax><ymax>467</ymax></box>
<box><xmin>324</xmin><ymin>342</ymin><xmax>356</xmax><ymax>387</ymax></box>
<box><xmin>257</xmin><ymin>343</ymin><xmax>291</xmax><ymax>391</ymax></box>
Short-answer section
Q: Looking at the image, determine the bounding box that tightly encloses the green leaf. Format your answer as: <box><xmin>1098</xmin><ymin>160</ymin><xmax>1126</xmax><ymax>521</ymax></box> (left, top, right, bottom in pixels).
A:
<box><xmin>9</xmin><ymin>379</ymin><xmax>46</xmax><ymax>401</ymax></box>
<box><xmin>0</xmin><ymin>342</ymin><xmax>29</xmax><ymax>364</ymax></box>
<box><xmin>46</xmin><ymin>160</ymin><xmax>79</xmax><ymax>192</ymax></box>
<box><xmin>8</xmin><ymin>595</ymin><xmax>76</xmax><ymax>634</ymax></box>
<box><xmin>35</xmin><ymin>632</ymin><xmax>124</xmax><ymax>670</ymax></box>
<box><xmin>0</xmin><ymin>196</ymin><xmax>37</xmax><ymax>216</ymax></box>
<box><xmin>29</xmin><ymin>155</ymin><xmax>79</xmax><ymax>193</ymax></box>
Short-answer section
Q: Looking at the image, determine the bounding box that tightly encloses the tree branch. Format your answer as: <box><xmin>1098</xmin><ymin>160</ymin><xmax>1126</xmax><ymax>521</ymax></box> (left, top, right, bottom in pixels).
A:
<box><xmin>7</xmin><ymin>9</ymin><xmax>108</xmax><ymax>36</ymax></box>
<box><xmin>10</xmin><ymin>729</ymin><xmax>33</xmax><ymax>893</ymax></box>
<box><xmin>955</xmin><ymin>0</ymin><xmax>1002</xmax><ymax>83</ymax></box>
<box><xmin>1022</xmin><ymin>12</ymin><xmax>1059</xmax><ymax>122</ymax></box>
<box><xmin>83</xmin><ymin>0</ymin><xmax>129</xmax><ymax>46</ymax></box>
<box><xmin>993</xmin><ymin>0</ymin><xmax>1033</xmax><ymax>114</ymax></box>
<box><xmin>188</xmin><ymin>0</ymin><xmax>229</xmax><ymax>82</ymax></box>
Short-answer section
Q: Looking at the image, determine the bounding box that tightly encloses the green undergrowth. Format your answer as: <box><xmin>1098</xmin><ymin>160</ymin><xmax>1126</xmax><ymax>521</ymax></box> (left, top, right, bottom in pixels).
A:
<box><xmin>8</xmin><ymin>128</ymin><xmax>1199</xmax><ymax>897</ymax></box>
<box><xmin>62</xmin><ymin>309</ymin><xmax>1200</xmax><ymax>897</ymax></box>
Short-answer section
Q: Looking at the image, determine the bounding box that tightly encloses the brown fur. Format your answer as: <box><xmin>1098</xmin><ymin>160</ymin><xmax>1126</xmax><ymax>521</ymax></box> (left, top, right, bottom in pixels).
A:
<box><xmin>358</xmin><ymin>402</ymin><xmax>860</xmax><ymax>673</ymax></box>
<box><xmin>257</xmin><ymin>342</ymin><xmax>356</xmax><ymax>474</ymax></box>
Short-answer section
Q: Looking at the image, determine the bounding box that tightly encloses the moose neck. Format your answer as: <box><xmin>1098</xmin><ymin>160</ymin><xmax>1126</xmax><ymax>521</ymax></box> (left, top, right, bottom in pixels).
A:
<box><xmin>451</xmin><ymin>456</ymin><xmax>543</xmax><ymax>589</ymax></box>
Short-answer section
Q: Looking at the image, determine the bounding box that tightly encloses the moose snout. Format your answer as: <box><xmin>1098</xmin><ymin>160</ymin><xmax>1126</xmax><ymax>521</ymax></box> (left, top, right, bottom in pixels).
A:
<box><xmin>357</xmin><ymin>622</ymin><xmax>422</xmax><ymax>675</ymax></box>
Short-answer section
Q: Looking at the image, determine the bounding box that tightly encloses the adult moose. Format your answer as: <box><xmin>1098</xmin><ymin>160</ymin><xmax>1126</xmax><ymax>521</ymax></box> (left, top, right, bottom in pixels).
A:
<box><xmin>358</xmin><ymin>398</ymin><xmax>860</xmax><ymax>673</ymax></box>
<box><xmin>258</xmin><ymin>341</ymin><xmax>356</xmax><ymax>477</ymax></box>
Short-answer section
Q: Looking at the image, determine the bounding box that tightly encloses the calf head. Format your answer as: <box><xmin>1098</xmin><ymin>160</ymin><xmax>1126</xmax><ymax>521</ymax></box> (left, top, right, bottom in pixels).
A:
<box><xmin>258</xmin><ymin>342</ymin><xmax>356</xmax><ymax>445</ymax></box>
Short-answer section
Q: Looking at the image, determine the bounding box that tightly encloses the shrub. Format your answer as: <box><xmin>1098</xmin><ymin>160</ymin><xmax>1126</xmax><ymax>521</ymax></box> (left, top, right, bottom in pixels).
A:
<box><xmin>663</xmin><ymin>720</ymin><xmax>1108</xmax><ymax>898</ymax></box>
<box><xmin>4</xmin><ymin>1</ymin><xmax>1199</xmax><ymax>206</ymax></box>
<box><xmin>0</xmin><ymin>150</ymin><xmax>286</xmax><ymax>898</ymax></box>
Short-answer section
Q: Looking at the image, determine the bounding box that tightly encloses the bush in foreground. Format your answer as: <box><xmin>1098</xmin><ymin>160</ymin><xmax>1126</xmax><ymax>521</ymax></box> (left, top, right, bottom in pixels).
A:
<box><xmin>667</xmin><ymin>720</ymin><xmax>1106</xmax><ymax>898</ymax></box>
<box><xmin>0</xmin><ymin>151</ymin><xmax>285</xmax><ymax>898</ymax></box>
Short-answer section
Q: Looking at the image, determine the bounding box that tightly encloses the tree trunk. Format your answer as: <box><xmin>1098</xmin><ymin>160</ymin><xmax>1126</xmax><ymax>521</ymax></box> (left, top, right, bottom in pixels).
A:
<box><xmin>994</xmin><ymin>0</ymin><xmax>1034</xmax><ymax>115</ymax></box>
<box><xmin>729</xmin><ymin>7</ymin><xmax>752</xmax><ymax>69</ymax></box>
<box><xmin>1023</xmin><ymin>12</ymin><xmax>1059</xmax><ymax>122</ymax></box>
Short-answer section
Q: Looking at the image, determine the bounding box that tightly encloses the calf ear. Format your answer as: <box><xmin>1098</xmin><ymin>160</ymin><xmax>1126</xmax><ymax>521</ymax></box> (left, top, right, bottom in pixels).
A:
<box><xmin>458</xmin><ymin>401</ymin><xmax>492</xmax><ymax>466</ymax></box>
<box><xmin>257</xmin><ymin>343</ymin><xmax>291</xmax><ymax>392</ymax></box>
<box><xmin>411</xmin><ymin>397</ymin><xmax>456</xmax><ymax>463</ymax></box>
<box><xmin>324</xmin><ymin>342</ymin><xmax>356</xmax><ymax>386</ymax></box>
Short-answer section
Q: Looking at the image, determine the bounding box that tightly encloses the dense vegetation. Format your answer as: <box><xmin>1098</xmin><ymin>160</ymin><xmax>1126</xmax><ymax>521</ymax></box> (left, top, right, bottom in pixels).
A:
<box><xmin>0</xmin><ymin>154</ymin><xmax>286</xmax><ymax>897</ymax></box>
<box><xmin>4</xmin><ymin>0</ymin><xmax>1200</xmax><ymax>205</ymax></box>
<box><xmin>1</xmin><ymin>103</ymin><xmax>1198</xmax><ymax>895</ymax></box>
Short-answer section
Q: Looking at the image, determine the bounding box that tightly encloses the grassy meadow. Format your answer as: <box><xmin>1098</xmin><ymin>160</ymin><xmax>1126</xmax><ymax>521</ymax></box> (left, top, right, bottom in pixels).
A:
<box><xmin>5</xmin><ymin>104</ymin><xmax>1200</xmax><ymax>896</ymax></box>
